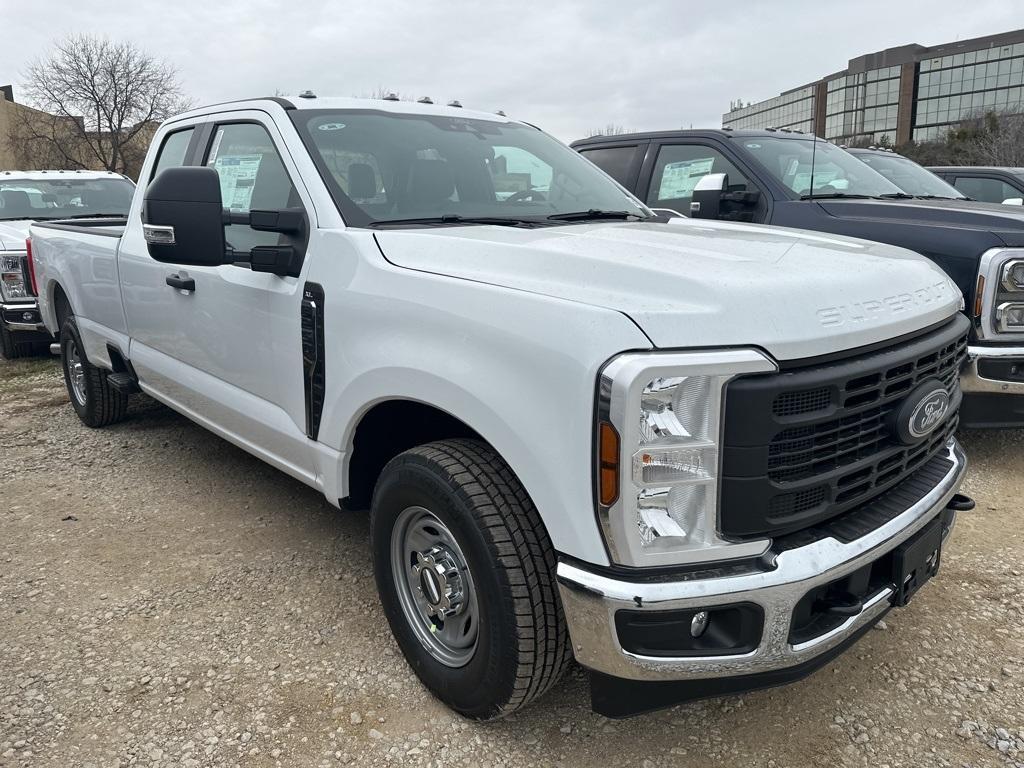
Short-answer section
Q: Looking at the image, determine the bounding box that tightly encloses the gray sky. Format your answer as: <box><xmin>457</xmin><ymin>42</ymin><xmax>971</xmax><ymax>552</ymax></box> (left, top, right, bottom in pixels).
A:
<box><xmin>1</xmin><ymin>0</ymin><xmax>1021</xmax><ymax>141</ymax></box>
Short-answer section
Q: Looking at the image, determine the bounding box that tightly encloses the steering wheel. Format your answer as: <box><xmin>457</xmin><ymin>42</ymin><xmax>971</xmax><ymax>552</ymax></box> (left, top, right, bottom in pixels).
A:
<box><xmin>504</xmin><ymin>188</ymin><xmax>547</xmax><ymax>203</ymax></box>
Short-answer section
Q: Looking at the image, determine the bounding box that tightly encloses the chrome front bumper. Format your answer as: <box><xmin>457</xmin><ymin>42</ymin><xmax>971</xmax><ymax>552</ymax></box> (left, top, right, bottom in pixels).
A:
<box><xmin>557</xmin><ymin>439</ymin><xmax>966</xmax><ymax>683</ymax></box>
<box><xmin>961</xmin><ymin>345</ymin><xmax>1024</xmax><ymax>395</ymax></box>
<box><xmin>0</xmin><ymin>300</ymin><xmax>46</xmax><ymax>332</ymax></box>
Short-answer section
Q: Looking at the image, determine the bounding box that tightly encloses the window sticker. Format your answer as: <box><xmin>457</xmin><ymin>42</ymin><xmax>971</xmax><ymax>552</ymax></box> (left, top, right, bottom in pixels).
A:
<box><xmin>214</xmin><ymin>155</ymin><xmax>264</xmax><ymax>211</ymax></box>
<box><xmin>208</xmin><ymin>129</ymin><xmax>225</xmax><ymax>165</ymax></box>
<box><xmin>658</xmin><ymin>158</ymin><xmax>715</xmax><ymax>200</ymax></box>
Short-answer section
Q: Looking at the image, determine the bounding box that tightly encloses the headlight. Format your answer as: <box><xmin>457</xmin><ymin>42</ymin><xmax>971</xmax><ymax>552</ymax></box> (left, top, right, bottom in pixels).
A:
<box><xmin>996</xmin><ymin>302</ymin><xmax>1024</xmax><ymax>332</ymax></box>
<box><xmin>0</xmin><ymin>252</ymin><xmax>30</xmax><ymax>301</ymax></box>
<box><xmin>977</xmin><ymin>250</ymin><xmax>1024</xmax><ymax>338</ymax></box>
<box><xmin>596</xmin><ymin>349</ymin><xmax>776</xmax><ymax>567</ymax></box>
<box><xmin>1002</xmin><ymin>259</ymin><xmax>1024</xmax><ymax>292</ymax></box>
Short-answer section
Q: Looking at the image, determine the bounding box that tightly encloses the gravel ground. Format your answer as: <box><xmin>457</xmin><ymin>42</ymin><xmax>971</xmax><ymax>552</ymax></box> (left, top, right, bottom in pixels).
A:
<box><xmin>1</xmin><ymin>356</ymin><xmax>1021</xmax><ymax>768</ymax></box>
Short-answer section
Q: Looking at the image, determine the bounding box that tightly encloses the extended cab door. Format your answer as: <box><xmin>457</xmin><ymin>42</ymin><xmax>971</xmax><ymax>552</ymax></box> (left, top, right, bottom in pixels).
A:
<box><xmin>639</xmin><ymin>140</ymin><xmax>769</xmax><ymax>222</ymax></box>
<box><xmin>118</xmin><ymin>112</ymin><xmax>318</xmax><ymax>484</ymax></box>
<box><xmin>574</xmin><ymin>142</ymin><xmax>647</xmax><ymax>190</ymax></box>
<box><xmin>949</xmin><ymin>172</ymin><xmax>1024</xmax><ymax>204</ymax></box>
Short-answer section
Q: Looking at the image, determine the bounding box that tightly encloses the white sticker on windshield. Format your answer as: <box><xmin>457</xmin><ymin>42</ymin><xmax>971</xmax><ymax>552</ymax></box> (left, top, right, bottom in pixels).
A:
<box><xmin>318</xmin><ymin>122</ymin><xmax>346</xmax><ymax>131</ymax></box>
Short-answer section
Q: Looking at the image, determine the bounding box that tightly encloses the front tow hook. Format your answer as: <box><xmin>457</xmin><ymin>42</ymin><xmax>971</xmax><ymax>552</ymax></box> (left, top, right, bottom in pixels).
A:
<box><xmin>946</xmin><ymin>493</ymin><xmax>975</xmax><ymax>512</ymax></box>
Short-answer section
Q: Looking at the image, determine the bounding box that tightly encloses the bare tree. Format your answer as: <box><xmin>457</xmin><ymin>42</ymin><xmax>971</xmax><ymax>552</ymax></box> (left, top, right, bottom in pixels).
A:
<box><xmin>969</xmin><ymin>112</ymin><xmax>1024</xmax><ymax>167</ymax></box>
<box><xmin>588</xmin><ymin>123</ymin><xmax>632</xmax><ymax>137</ymax></box>
<box><xmin>12</xmin><ymin>35</ymin><xmax>190</xmax><ymax>177</ymax></box>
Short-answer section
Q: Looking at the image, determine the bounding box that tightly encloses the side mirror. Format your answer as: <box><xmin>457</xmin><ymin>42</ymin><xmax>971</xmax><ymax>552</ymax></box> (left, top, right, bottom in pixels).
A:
<box><xmin>690</xmin><ymin>173</ymin><xmax>728</xmax><ymax>219</ymax></box>
<box><xmin>143</xmin><ymin>167</ymin><xmax>226</xmax><ymax>265</ymax></box>
<box><xmin>1002</xmin><ymin>197</ymin><xmax>1024</xmax><ymax>206</ymax></box>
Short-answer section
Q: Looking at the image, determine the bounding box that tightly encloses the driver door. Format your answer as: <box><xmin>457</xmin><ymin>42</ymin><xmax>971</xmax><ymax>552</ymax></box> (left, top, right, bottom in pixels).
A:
<box><xmin>643</xmin><ymin>142</ymin><xmax>766</xmax><ymax>222</ymax></box>
<box><xmin>120</xmin><ymin>113</ymin><xmax>317</xmax><ymax>482</ymax></box>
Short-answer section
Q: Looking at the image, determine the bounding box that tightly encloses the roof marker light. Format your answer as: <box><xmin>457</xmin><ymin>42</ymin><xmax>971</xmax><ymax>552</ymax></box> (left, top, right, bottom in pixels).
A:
<box><xmin>417</xmin><ymin>96</ymin><xmax>434</xmax><ymax>104</ymax></box>
<box><xmin>447</xmin><ymin>100</ymin><xmax>463</xmax><ymax>108</ymax></box>
<box><xmin>382</xmin><ymin>93</ymin><xmax>400</xmax><ymax>101</ymax></box>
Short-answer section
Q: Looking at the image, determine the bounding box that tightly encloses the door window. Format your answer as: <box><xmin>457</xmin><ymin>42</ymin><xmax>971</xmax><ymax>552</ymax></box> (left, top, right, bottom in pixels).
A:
<box><xmin>205</xmin><ymin>123</ymin><xmax>300</xmax><ymax>252</ymax></box>
<box><xmin>953</xmin><ymin>175</ymin><xmax>1022</xmax><ymax>204</ymax></box>
<box><xmin>578</xmin><ymin>146</ymin><xmax>641</xmax><ymax>187</ymax></box>
<box><xmin>150</xmin><ymin>128</ymin><xmax>194</xmax><ymax>181</ymax></box>
<box><xmin>646</xmin><ymin>144</ymin><xmax>751</xmax><ymax>213</ymax></box>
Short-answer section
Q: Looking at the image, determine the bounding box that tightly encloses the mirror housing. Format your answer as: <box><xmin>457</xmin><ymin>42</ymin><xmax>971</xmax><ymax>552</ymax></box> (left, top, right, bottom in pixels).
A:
<box><xmin>1002</xmin><ymin>197</ymin><xmax>1024</xmax><ymax>206</ymax></box>
<box><xmin>690</xmin><ymin>173</ymin><xmax>727</xmax><ymax>219</ymax></box>
<box><xmin>143</xmin><ymin>167</ymin><xmax>226</xmax><ymax>265</ymax></box>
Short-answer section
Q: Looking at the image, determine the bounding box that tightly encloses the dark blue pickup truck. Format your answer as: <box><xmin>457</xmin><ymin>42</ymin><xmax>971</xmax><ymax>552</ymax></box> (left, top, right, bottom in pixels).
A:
<box><xmin>572</xmin><ymin>129</ymin><xmax>1024</xmax><ymax>428</ymax></box>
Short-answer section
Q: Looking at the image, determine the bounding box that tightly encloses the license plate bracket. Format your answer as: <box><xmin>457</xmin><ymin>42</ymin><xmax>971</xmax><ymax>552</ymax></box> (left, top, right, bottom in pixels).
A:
<box><xmin>892</xmin><ymin>516</ymin><xmax>943</xmax><ymax>607</ymax></box>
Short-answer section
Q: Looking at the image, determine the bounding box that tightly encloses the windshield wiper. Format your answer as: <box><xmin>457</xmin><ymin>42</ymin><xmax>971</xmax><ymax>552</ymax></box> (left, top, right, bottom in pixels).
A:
<box><xmin>878</xmin><ymin>192</ymin><xmax>916</xmax><ymax>199</ymax></box>
<box><xmin>59</xmin><ymin>213</ymin><xmax>128</xmax><ymax>220</ymax></box>
<box><xmin>913</xmin><ymin>195</ymin><xmax>962</xmax><ymax>200</ymax></box>
<box><xmin>800</xmin><ymin>193</ymin><xmax>877</xmax><ymax>200</ymax></box>
<box><xmin>546</xmin><ymin>209</ymin><xmax>648</xmax><ymax>222</ymax></box>
<box><xmin>368</xmin><ymin>214</ymin><xmax>538</xmax><ymax>228</ymax></box>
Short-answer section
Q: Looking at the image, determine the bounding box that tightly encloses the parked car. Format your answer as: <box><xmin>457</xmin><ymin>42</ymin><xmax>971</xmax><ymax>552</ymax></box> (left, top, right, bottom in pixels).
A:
<box><xmin>30</xmin><ymin>97</ymin><xmax>971</xmax><ymax>719</ymax></box>
<box><xmin>846</xmin><ymin>148</ymin><xmax>966</xmax><ymax>200</ymax></box>
<box><xmin>928</xmin><ymin>166</ymin><xmax>1024</xmax><ymax>205</ymax></box>
<box><xmin>0</xmin><ymin>170</ymin><xmax>135</xmax><ymax>359</ymax></box>
<box><xmin>573</xmin><ymin>129</ymin><xmax>1024</xmax><ymax>428</ymax></box>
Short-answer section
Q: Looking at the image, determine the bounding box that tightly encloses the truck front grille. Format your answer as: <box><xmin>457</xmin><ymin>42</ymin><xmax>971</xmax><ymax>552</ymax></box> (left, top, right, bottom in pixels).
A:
<box><xmin>719</xmin><ymin>314</ymin><xmax>969</xmax><ymax>539</ymax></box>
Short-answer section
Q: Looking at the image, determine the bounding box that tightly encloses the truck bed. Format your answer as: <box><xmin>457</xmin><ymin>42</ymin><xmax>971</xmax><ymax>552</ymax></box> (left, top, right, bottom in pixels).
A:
<box><xmin>30</xmin><ymin>217</ymin><xmax>129</xmax><ymax>365</ymax></box>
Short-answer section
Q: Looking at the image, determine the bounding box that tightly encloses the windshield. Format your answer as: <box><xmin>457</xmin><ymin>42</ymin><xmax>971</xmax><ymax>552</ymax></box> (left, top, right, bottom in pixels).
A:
<box><xmin>739</xmin><ymin>137</ymin><xmax>903</xmax><ymax>198</ymax></box>
<box><xmin>850</xmin><ymin>152</ymin><xmax>965</xmax><ymax>198</ymax></box>
<box><xmin>292</xmin><ymin>110</ymin><xmax>650</xmax><ymax>226</ymax></box>
<box><xmin>0</xmin><ymin>177</ymin><xmax>135</xmax><ymax>221</ymax></box>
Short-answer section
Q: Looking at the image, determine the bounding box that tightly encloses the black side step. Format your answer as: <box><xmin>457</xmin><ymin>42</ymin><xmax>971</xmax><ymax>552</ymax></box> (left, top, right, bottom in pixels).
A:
<box><xmin>107</xmin><ymin>372</ymin><xmax>141</xmax><ymax>395</ymax></box>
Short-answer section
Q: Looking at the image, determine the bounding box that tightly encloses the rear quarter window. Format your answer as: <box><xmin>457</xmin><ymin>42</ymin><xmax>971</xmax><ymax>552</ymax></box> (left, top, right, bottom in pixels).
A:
<box><xmin>578</xmin><ymin>145</ymin><xmax>641</xmax><ymax>187</ymax></box>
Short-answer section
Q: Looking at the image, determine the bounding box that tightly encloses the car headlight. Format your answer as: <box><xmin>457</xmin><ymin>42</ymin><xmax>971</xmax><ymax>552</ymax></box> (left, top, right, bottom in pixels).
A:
<box><xmin>0</xmin><ymin>252</ymin><xmax>30</xmax><ymax>301</ymax></box>
<box><xmin>596</xmin><ymin>349</ymin><xmax>776</xmax><ymax>567</ymax></box>
<box><xmin>1002</xmin><ymin>259</ymin><xmax>1024</xmax><ymax>292</ymax></box>
<box><xmin>996</xmin><ymin>302</ymin><xmax>1024</xmax><ymax>332</ymax></box>
<box><xmin>977</xmin><ymin>250</ymin><xmax>1024</xmax><ymax>338</ymax></box>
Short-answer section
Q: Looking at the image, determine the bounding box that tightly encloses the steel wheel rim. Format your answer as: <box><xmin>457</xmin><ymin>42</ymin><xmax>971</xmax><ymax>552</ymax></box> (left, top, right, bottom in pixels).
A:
<box><xmin>391</xmin><ymin>505</ymin><xmax>479</xmax><ymax>667</ymax></box>
<box><xmin>66</xmin><ymin>339</ymin><xmax>87</xmax><ymax>406</ymax></box>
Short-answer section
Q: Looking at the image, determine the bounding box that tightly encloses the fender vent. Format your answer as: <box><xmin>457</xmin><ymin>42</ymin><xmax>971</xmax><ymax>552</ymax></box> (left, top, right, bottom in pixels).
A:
<box><xmin>301</xmin><ymin>282</ymin><xmax>326</xmax><ymax>440</ymax></box>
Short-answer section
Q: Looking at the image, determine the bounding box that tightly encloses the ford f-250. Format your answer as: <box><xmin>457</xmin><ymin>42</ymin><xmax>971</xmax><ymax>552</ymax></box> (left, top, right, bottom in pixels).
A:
<box><xmin>29</xmin><ymin>96</ymin><xmax>972</xmax><ymax>719</ymax></box>
<box><xmin>0</xmin><ymin>170</ymin><xmax>133</xmax><ymax>358</ymax></box>
<box><xmin>573</xmin><ymin>129</ymin><xmax>1024</xmax><ymax>428</ymax></box>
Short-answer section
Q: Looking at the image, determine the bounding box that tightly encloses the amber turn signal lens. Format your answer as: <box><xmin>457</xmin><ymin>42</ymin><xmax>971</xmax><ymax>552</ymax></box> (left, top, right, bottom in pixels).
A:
<box><xmin>599</xmin><ymin>421</ymin><xmax>620</xmax><ymax>506</ymax></box>
<box><xmin>974</xmin><ymin>275</ymin><xmax>985</xmax><ymax>318</ymax></box>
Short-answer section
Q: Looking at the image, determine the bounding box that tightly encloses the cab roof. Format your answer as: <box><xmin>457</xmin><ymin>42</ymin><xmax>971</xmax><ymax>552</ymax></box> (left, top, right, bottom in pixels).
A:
<box><xmin>570</xmin><ymin>128</ymin><xmax>816</xmax><ymax>147</ymax></box>
<box><xmin>170</xmin><ymin>95</ymin><xmax>520</xmax><ymax>128</ymax></box>
<box><xmin>0</xmin><ymin>169</ymin><xmax>128</xmax><ymax>181</ymax></box>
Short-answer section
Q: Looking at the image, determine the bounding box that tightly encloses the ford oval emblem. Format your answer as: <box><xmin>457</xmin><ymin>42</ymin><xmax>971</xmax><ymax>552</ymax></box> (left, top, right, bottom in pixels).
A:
<box><xmin>891</xmin><ymin>379</ymin><xmax>952</xmax><ymax>445</ymax></box>
<box><xmin>908</xmin><ymin>388</ymin><xmax>950</xmax><ymax>439</ymax></box>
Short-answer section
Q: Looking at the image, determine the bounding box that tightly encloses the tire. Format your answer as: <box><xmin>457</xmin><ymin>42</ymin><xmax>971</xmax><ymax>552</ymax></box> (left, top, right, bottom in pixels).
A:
<box><xmin>60</xmin><ymin>316</ymin><xmax>128</xmax><ymax>428</ymax></box>
<box><xmin>0</xmin><ymin>324</ymin><xmax>42</xmax><ymax>360</ymax></box>
<box><xmin>371</xmin><ymin>439</ymin><xmax>571</xmax><ymax>720</ymax></box>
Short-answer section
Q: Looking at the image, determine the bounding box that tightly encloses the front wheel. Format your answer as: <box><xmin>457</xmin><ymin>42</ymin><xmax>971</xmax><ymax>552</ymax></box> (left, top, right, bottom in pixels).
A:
<box><xmin>371</xmin><ymin>439</ymin><xmax>571</xmax><ymax>720</ymax></box>
<box><xmin>60</xmin><ymin>317</ymin><xmax>128</xmax><ymax>428</ymax></box>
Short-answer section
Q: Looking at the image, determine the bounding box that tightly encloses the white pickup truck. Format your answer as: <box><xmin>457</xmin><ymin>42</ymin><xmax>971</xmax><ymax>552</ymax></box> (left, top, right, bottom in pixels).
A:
<box><xmin>0</xmin><ymin>170</ymin><xmax>134</xmax><ymax>358</ymax></box>
<box><xmin>29</xmin><ymin>96</ymin><xmax>973</xmax><ymax>719</ymax></box>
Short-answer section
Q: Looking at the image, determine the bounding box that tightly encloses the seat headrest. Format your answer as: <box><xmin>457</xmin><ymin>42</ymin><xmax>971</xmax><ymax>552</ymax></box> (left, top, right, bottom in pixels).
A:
<box><xmin>347</xmin><ymin>163</ymin><xmax>377</xmax><ymax>200</ymax></box>
<box><xmin>405</xmin><ymin>159</ymin><xmax>455</xmax><ymax>211</ymax></box>
<box><xmin>0</xmin><ymin>190</ymin><xmax>33</xmax><ymax>216</ymax></box>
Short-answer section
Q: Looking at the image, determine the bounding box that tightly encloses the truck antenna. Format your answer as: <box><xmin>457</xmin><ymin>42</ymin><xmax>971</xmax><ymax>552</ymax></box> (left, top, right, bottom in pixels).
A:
<box><xmin>808</xmin><ymin>130</ymin><xmax>818</xmax><ymax>197</ymax></box>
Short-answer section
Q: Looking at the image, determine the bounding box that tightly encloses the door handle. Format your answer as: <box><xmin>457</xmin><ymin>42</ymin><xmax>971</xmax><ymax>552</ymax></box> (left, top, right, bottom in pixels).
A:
<box><xmin>166</xmin><ymin>273</ymin><xmax>195</xmax><ymax>292</ymax></box>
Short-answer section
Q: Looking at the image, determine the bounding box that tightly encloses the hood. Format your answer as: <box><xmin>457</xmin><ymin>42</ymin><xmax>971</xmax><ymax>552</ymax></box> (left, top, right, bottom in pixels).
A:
<box><xmin>374</xmin><ymin>218</ymin><xmax>962</xmax><ymax>362</ymax></box>
<box><xmin>818</xmin><ymin>197</ymin><xmax>1024</xmax><ymax>247</ymax></box>
<box><xmin>0</xmin><ymin>220</ymin><xmax>31</xmax><ymax>251</ymax></box>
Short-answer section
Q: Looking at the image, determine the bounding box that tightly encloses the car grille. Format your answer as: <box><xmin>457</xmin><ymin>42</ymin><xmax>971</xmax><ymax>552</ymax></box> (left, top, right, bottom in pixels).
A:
<box><xmin>719</xmin><ymin>314</ymin><xmax>969</xmax><ymax>539</ymax></box>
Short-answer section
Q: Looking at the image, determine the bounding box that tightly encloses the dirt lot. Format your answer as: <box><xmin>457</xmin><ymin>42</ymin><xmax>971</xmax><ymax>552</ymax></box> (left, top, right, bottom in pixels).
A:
<box><xmin>0</xmin><ymin>357</ymin><xmax>1021</xmax><ymax>768</ymax></box>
